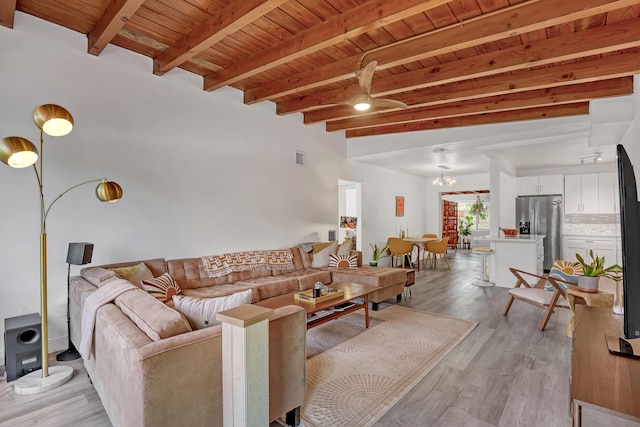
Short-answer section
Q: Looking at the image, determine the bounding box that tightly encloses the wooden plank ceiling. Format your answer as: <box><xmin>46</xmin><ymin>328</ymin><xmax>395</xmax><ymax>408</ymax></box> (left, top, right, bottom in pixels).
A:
<box><xmin>3</xmin><ymin>0</ymin><xmax>639</xmax><ymax>138</ymax></box>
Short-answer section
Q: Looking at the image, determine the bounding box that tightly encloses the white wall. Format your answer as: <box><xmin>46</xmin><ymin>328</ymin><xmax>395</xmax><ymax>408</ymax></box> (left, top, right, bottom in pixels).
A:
<box><xmin>351</xmin><ymin>163</ymin><xmax>427</xmax><ymax>264</ymax></box>
<box><xmin>0</xmin><ymin>14</ymin><xmax>427</xmax><ymax>356</ymax></box>
<box><xmin>499</xmin><ymin>171</ymin><xmax>517</xmax><ymax>229</ymax></box>
<box><xmin>425</xmin><ymin>173</ymin><xmax>491</xmax><ymax>234</ymax></box>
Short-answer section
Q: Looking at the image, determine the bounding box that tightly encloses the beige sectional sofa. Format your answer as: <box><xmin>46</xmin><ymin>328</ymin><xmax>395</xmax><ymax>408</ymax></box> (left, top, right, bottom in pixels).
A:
<box><xmin>69</xmin><ymin>245</ymin><xmax>413</xmax><ymax>427</ymax></box>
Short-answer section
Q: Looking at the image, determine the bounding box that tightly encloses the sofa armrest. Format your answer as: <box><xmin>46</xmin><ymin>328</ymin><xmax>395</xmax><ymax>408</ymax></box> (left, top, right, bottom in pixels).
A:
<box><xmin>267</xmin><ymin>305</ymin><xmax>306</xmax><ymax>421</ymax></box>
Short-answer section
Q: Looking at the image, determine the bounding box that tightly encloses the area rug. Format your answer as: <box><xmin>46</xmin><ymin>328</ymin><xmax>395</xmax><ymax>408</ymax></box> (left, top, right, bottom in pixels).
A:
<box><xmin>300</xmin><ymin>306</ymin><xmax>478</xmax><ymax>427</ymax></box>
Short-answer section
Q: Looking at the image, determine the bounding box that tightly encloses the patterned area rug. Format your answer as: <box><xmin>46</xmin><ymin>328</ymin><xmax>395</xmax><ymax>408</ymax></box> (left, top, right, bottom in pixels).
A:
<box><xmin>301</xmin><ymin>306</ymin><xmax>478</xmax><ymax>427</ymax></box>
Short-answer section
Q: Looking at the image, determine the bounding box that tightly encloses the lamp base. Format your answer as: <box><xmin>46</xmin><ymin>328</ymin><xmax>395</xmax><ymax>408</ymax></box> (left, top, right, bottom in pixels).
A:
<box><xmin>56</xmin><ymin>342</ymin><xmax>80</xmax><ymax>361</ymax></box>
<box><xmin>13</xmin><ymin>365</ymin><xmax>74</xmax><ymax>395</ymax></box>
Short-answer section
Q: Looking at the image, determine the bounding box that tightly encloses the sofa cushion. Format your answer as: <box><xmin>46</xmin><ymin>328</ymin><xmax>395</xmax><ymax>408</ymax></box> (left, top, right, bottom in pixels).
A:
<box><xmin>110</xmin><ymin>262</ymin><xmax>154</xmax><ymax>288</ymax></box>
<box><xmin>172</xmin><ymin>290</ymin><xmax>253</xmax><ymax>329</ymax></box>
<box><xmin>234</xmin><ymin>276</ymin><xmax>300</xmax><ymax>300</ymax></box>
<box><xmin>284</xmin><ymin>268</ymin><xmax>332</xmax><ymax>291</ymax></box>
<box><xmin>271</xmin><ymin>247</ymin><xmax>304</xmax><ymax>277</ymax></box>
<box><xmin>227</xmin><ymin>268</ymin><xmax>273</xmax><ymax>284</ymax></box>
<box><xmin>337</xmin><ymin>243</ymin><xmax>352</xmax><ymax>256</ymax></box>
<box><xmin>328</xmin><ymin>254</ymin><xmax>358</xmax><ymax>269</ymax></box>
<box><xmin>114</xmin><ymin>288</ymin><xmax>192</xmax><ymax>341</ymax></box>
<box><xmin>329</xmin><ymin>266</ymin><xmax>408</xmax><ymax>288</ymax></box>
<box><xmin>311</xmin><ymin>241</ymin><xmax>338</xmax><ymax>268</ymax></box>
<box><xmin>99</xmin><ymin>258</ymin><xmax>168</xmax><ymax>278</ymax></box>
<box><xmin>80</xmin><ymin>267</ymin><xmax>117</xmax><ymax>287</ymax></box>
<box><xmin>167</xmin><ymin>258</ymin><xmax>230</xmax><ymax>289</ymax></box>
<box><xmin>142</xmin><ymin>273</ymin><xmax>182</xmax><ymax>302</ymax></box>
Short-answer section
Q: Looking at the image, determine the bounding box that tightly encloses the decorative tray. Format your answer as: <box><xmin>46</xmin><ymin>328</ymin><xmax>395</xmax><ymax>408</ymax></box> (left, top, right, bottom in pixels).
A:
<box><xmin>294</xmin><ymin>289</ymin><xmax>344</xmax><ymax>304</ymax></box>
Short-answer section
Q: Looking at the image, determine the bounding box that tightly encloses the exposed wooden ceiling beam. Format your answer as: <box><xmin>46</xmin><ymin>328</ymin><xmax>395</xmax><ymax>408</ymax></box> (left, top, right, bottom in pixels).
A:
<box><xmin>246</xmin><ymin>0</ymin><xmax>639</xmax><ymax>104</ymax></box>
<box><xmin>0</xmin><ymin>0</ymin><xmax>16</xmax><ymax>29</ymax></box>
<box><xmin>345</xmin><ymin>103</ymin><xmax>590</xmax><ymax>138</ymax></box>
<box><xmin>326</xmin><ymin>78</ymin><xmax>633</xmax><ymax>132</ymax></box>
<box><xmin>276</xmin><ymin>17</ymin><xmax>640</xmax><ymax>114</ymax></box>
<box><xmin>88</xmin><ymin>0</ymin><xmax>146</xmax><ymax>56</ymax></box>
<box><xmin>302</xmin><ymin>51</ymin><xmax>640</xmax><ymax>124</ymax></box>
<box><xmin>202</xmin><ymin>0</ymin><xmax>452</xmax><ymax>91</ymax></box>
<box><xmin>153</xmin><ymin>0</ymin><xmax>288</xmax><ymax>76</ymax></box>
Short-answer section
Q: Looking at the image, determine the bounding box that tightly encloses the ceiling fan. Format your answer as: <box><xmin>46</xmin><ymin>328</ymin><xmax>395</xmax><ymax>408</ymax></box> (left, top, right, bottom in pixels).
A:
<box><xmin>332</xmin><ymin>61</ymin><xmax>408</xmax><ymax>111</ymax></box>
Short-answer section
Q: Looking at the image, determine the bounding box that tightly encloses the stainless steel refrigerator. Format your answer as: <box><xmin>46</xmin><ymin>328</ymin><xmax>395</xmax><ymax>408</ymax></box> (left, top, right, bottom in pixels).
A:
<box><xmin>515</xmin><ymin>195</ymin><xmax>563</xmax><ymax>271</ymax></box>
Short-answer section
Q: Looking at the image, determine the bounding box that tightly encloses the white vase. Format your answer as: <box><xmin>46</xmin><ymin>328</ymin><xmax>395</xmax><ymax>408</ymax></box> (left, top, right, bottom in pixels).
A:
<box><xmin>577</xmin><ymin>275</ymin><xmax>599</xmax><ymax>293</ymax></box>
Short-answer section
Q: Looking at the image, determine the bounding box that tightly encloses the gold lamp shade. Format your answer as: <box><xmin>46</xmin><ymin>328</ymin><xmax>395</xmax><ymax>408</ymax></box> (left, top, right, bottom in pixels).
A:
<box><xmin>33</xmin><ymin>104</ymin><xmax>74</xmax><ymax>137</ymax></box>
<box><xmin>0</xmin><ymin>136</ymin><xmax>39</xmax><ymax>168</ymax></box>
<box><xmin>96</xmin><ymin>180</ymin><xmax>123</xmax><ymax>202</ymax></box>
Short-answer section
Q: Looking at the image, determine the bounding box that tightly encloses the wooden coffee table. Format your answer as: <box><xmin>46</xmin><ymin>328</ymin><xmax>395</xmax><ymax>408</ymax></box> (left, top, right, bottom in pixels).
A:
<box><xmin>255</xmin><ymin>282</ymin><xmax>377</xmax><ymax>329</ymax></box>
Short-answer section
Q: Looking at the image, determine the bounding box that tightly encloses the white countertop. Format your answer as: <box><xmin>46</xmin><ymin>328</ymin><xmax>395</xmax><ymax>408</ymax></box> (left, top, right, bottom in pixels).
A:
<box><xmin>474</xmin><ymin>234</ymin><xmax>544</xmax><ymax>243</ymax></box>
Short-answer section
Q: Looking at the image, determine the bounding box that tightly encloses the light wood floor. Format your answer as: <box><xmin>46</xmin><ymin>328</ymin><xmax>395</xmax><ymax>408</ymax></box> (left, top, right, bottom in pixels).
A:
<box><xmin>0</xmin><ymin>251</ymin><xmax>630</xmax><ymax>426</ymax></box>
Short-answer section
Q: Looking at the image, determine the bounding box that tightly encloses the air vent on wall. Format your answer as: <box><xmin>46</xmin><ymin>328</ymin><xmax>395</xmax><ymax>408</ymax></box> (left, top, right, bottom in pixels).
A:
<box><xmin>295</xmin><ymin>150</ymin><xmax>306</xmax><ymax>166</ymax></box>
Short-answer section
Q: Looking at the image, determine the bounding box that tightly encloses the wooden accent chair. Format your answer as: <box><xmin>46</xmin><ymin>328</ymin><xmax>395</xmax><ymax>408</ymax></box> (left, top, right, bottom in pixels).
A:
<box><xmin>503</xmin><ymin>260</ymin><xmax>582</xmax><ymax>331</ymax></box>
<box><xmin>387</xmin><ymin>237</ymin><xmax>413</xmax><ymax>269</ymax></box>
<box><xmin>421</xmin><ymin>233</ymin><xmax>438</xmax><ymax>270</ymax></box>
<box><xmin>426</xmin><ymin>237</ymin><xmax>450</xmax><ymax>271</ymax></box>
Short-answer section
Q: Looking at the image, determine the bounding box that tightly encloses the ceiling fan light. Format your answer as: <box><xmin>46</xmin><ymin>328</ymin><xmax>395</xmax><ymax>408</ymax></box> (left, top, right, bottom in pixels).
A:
<box><xmin>33</xmin><ymin>104</ymin><xmax>74</xmax><ymax>136</ymax></box>
<box><xmin>353</xmin><ymin>94</ymin><xmax>371</xmax><ymax>111</ymax></box>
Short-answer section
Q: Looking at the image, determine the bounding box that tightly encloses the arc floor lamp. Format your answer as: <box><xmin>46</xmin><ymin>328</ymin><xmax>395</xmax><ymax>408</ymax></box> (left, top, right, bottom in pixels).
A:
<box><xmin>0</xmin><ymin>104</ymin><xmax>123</xmax><ymax>395</ymax></box>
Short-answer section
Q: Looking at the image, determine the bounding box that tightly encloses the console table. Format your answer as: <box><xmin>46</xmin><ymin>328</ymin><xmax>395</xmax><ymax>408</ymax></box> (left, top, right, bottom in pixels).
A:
<box><xmin>571</xmin><ymin>305</ymin><xmax>640</xmax><ymax>426</ymax></box>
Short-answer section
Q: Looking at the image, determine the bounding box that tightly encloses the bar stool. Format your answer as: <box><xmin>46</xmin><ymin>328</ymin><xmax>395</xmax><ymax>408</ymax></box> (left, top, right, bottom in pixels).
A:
<box><xmin>472</xmin><ymin>247</ymin><xmax>493</xmax><ymax>287</ymax></box>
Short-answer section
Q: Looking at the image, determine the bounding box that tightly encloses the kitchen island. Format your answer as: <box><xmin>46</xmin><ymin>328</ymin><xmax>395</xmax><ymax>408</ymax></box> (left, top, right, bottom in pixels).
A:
<box><xmin>474</xmin><ymin>235</ymin><xmax>544</xmax><ymax>288</ymax></box>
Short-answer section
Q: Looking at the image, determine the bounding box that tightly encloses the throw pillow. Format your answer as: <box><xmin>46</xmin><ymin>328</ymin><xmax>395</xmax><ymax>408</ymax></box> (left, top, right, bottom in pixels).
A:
<box><xmin>80</xmin><ymin>267</ymin><xmax>117</xmax><ymax>287</ymax></box>
<box><xmin>337</xmin><ymin>242</ymin><xmax>352</xmax><ymax>256</ymax></box>
<box><xmin>328</xmin><ymin>254</ymin><xmax>358</xmax><ymax>269</ymax></box>
<box><xmin>142</xmin><ymin>273</ymin><xmax>182</xmax><ymax>302</ymax></box>
<box><xmin>172</xmin><ymin>289</ymin><xmax>253</xmax><ymax>329</ymax></box>
<box><xmin>545</xmin><ymin>260</ymin><xmax>582</xmax><ymax>292</ymax></box>
<box><xmin>311</xmin><ymin>241</ymin><xmax>338</xmax><ymax>268</ymax></box>
<box><xmin>110</xmin><ymin>263</ymin><xmax>154</xmax><ymax>288</ymax></box>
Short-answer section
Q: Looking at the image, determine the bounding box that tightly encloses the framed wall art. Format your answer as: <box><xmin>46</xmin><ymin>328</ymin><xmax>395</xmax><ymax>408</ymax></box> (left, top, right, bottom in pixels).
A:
<box><xmin>395</xmin><ymin>196</ymin><xmax>404</xmax><ymax>217</ymax></box>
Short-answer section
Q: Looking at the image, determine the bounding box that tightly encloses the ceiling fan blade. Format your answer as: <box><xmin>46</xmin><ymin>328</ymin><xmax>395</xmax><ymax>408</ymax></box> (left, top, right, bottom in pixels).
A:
<box><xmin>372</xmin><ymin>98</ymin><xmax>407</xmax><ymax>109</ymax></box>
<box><xmin>358</xmin><ymin>60</ymin><xmax>377</xmax><ymax>94</ymax></box>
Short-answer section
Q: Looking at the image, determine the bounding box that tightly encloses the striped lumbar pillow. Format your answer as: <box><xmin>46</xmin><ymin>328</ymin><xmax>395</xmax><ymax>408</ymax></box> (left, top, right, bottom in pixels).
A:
<box><xmin>142</xmin><ymin>272</ymin><xmax>182</xmax><ymax>302</ymax></box>
<box><xmin>328</xmin><ymin>254</ymin><xmax>358</xmax><ymax>269</ymax></box>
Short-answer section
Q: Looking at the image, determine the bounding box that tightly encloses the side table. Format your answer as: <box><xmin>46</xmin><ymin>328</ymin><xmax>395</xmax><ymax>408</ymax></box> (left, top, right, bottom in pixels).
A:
<box><xmin>565</xmin><ymin>287</ymin><xmax>614</xmax><ymax>338</ymax></box>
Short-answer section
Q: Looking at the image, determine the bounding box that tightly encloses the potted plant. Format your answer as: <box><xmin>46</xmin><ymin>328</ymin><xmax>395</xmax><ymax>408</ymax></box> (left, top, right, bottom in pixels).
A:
<box><xmin>458</xmin><ymin>215</ymin><xmax>474</xmax><ymax>247</ymax></box>
<box><xmin>573</xmin><ymin>250</ymin><xmax>622</xmax><ymax>293</ymax></box>
<box><xmin>370</xmin><ymin>243</ymin><xmax>390</xmax><ymax>267</ymax></box>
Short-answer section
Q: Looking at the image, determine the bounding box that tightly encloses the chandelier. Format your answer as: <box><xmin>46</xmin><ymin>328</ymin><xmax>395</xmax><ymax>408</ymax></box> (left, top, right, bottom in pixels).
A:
<box><xmin>433</xmin><ymin>165</ymin><xmax>456</xmax><ymax>186</ymax></box>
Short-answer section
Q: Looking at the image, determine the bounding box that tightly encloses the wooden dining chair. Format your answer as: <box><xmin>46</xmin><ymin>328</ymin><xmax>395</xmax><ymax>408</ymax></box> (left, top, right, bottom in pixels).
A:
<box><xmin>503</xmin><ymin>260</ymin><xmax>582</xmax><ymax>331</ymax></box>
<box><xmin>387</xmin><ymin>237</ymin><xmax>413</xmax><ymax>269</ymax></box>
<box><xmin>421</xmin><ymin>233</ymin><xmax>438</xmax><ymax>270</ymax></box>
<box><xmin>426</xmin><ymin>237</ymin><xmax>450</xmax><ymax>271</ymax></box>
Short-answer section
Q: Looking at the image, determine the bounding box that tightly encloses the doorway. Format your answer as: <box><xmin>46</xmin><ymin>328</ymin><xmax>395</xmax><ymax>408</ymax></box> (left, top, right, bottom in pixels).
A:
<box><xmin>338</xmin><ymin>180</ymin><xmax>361</xmax><ymax>251</ymax></box>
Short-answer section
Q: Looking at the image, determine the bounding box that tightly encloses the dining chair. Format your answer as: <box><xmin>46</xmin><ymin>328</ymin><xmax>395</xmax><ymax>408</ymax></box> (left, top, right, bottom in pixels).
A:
<box><xmin>387</xmin><ymin>237</ymin><xmax>414</xmax><ymax>269</ymax></box>
<box><xmin>503</xmin><ymin>260</ymin><xmax>581</xmax><ymax>331</ymax></box>
<box><xmin>426</xmin><ymin>237</ymin><xmax>450</xmax><ymax>271</ymax></box>
<box><xmin>421</xmin><ymin>233</ymin><xmax>438</xmax><ymax>270</ymax></box>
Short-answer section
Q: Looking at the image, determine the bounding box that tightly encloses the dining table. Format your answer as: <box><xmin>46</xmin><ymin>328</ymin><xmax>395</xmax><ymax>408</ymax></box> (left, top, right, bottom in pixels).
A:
<box><xmin>403</xmin><ymin>236</ymin><xmax>439</xmax><ymax>271</ymax></box>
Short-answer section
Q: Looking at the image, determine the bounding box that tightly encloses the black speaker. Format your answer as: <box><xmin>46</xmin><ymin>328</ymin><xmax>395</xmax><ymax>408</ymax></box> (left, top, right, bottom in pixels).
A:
<box><xmin>66</xmin><ymin>242</ymin><xmax>94</xmax><ymax>265</ymax></box>
<box><xmin>4</xmin><ymin>313</ymin><xmax>42</xmax><ymax>382</ymax></box>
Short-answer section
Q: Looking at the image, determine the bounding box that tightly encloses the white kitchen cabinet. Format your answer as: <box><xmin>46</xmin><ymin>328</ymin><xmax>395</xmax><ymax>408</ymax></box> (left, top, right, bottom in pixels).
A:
<box><xmin>517</xmin><ymin>175</ymin><xmax>563</xmax><ymax>196</ymax></box>
<box><xmin>563</xmin><ymin>236</ymin><xmax>620</xmax><ymax>265</ymax></box>
<box><xmin>564</xmin><ymin>174</ymin><xmax>603</xmax><ymax>214</ymax></box>
<box><xmin>597</xmin><ymin>172</ymin><xmax>618</xmax><ymax>214</ymax></box>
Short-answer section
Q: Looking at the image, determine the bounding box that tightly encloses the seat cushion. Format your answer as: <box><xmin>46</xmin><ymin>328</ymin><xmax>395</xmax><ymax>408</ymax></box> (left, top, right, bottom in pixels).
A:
<box><xmin>234</xmin><ymin>276</ymin><xmax>300</xmax><ymax>300</ymax></box>
<box><xmin>328</xmin><ymin>266</ymin><xmax>407</xmax><ymax>288</ymax></box>
<box><xmin>509</xmin><ymin>287</ymin><xmax>569</xmax><ymax>307</ymax></box>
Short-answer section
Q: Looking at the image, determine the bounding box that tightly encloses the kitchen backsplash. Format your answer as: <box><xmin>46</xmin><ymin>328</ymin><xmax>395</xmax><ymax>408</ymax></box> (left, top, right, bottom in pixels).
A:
<box><xmin>563</xmin><ymin>214</ymin><xmax>620</xmax><ymax>236</ymax></box>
